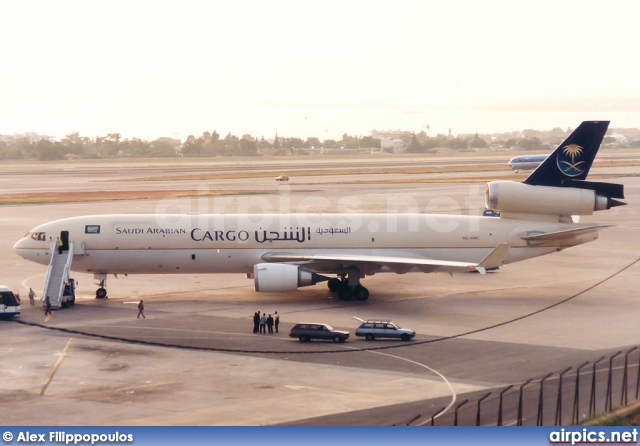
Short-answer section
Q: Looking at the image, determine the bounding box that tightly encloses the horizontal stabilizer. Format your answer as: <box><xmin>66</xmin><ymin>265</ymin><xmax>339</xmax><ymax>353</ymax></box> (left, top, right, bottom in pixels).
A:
<box><xmin>521</xmin><ymin>225</ymin><xmax>609</xmax><ymax>246</ymax></box>
<box><xmin>562</xmin><ymin>179</ymin><xmax>625</xmax><ymax>200</ymax></box>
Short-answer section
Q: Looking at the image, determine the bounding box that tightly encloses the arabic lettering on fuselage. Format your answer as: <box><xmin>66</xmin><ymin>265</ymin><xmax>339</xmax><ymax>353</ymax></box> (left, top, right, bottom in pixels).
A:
<box><xmin>190</xmin><ymin>227</ymin><xmax>311</xmax><ymax>243</ymax></box>
<box><xmin>315</xmin><ymin>227</ymin><xmax>351</xmax><ymax>235</ymax></box>
<box><xmin>255</xmin><ymin>227</ymin><xmax>311</xmax><ymax>243</ymax></box>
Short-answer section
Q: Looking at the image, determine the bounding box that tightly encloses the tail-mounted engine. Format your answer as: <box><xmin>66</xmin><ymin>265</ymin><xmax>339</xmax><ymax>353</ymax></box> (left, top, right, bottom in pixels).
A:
<box><xmin>493</xmin><ymin>121</ymin><xmax>626</xmax><ymax>219</ymax></box>
<box><xmin>486</xmin><ymin>181</ymin><xmax>624</xmax><ymax>219</ymax></box>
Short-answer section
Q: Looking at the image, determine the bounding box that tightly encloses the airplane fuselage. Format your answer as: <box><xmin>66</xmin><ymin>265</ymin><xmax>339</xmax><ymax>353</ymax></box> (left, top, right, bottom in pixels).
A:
<box><xmin>508</xmin><ymin>155</ymin><xmax>548</xmax><ymax>171</ymax></box>
<box><xmin>14</xmin><ymin>213</ymin><xmax>594</xmax><ymax>276</ymax></box>
<box><xmin>13</xmin><ymin>122</ymin><xmax>620</xmax><ymax>301</ymax></box>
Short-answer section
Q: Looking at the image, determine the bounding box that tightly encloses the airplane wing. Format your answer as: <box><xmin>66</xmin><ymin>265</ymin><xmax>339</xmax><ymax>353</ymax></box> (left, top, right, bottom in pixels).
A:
<box><xmin>521</xmin><ymin>225</ymin><xmax>610</xmax><ymax>247</ymax></box>
<box><xmin>262</xmin><ymin>243</ymin><xmax>510</xmax><ymax>275</ymax></box>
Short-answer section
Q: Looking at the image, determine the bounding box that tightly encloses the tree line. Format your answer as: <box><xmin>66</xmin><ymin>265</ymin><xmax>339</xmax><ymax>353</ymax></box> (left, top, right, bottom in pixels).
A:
<box><xmin>0</xmin><ymin>131</ymin><xmax>385</xmax><ymax>160</ymax></box>
<box><xmin>406</xmin><ymin>131</ymin><xmax>548</xmax><ymax>153</ymax></box>
<box><xmin>0</xmin><ymin>132</ymin><xmax>181</xmax><ymax>161</ymax></box>
<box><xmin>1</xmin><ymin>127</ymin><xmax>635</xmax><ymax>161</ymax></box>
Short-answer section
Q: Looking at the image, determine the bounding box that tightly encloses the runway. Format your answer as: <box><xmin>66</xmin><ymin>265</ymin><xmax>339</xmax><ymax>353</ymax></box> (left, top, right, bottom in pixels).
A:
<box><xmin>0</xmin><ymin>152</ymin><xmax>638</xmax><ymax>425</ymax></box>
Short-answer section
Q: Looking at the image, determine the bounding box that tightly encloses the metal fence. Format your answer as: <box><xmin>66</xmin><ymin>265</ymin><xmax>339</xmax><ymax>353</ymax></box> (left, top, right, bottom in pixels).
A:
<box><xmin>401</xmin><ymin>347</ymin><xmax>640</xmax><ymax>426</ymax></box>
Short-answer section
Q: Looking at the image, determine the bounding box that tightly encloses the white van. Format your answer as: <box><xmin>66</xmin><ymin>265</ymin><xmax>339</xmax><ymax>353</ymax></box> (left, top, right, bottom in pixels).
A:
<box><xmin>0</xmin><ymin>286</ymin><xmax>20</xmax><ymax>318</ymax></box>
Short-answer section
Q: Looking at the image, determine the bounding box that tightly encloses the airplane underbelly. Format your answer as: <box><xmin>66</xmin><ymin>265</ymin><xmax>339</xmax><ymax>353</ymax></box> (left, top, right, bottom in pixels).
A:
<box><xmin>69</xmin><ymin>245</ymin><xmax>559</xmax><ymax>276</ymax></box>
<box><xmin>73</xmin><ymin>249</ymin><xmax>260</xmax><ymax>274</ymax></box>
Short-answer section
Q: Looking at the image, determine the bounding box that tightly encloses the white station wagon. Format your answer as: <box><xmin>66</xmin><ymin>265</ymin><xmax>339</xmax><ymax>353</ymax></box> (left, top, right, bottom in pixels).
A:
<box><xmin>354</xmin><ymin>318</ymin><xmax>415</xmax><ymax>341</ymax></box>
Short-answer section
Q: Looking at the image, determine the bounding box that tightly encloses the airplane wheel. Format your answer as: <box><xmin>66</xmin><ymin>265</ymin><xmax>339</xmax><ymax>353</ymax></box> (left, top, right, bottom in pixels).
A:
<box><xmin>337</xmin><ymin>286</ymin><xmax>352</xmax><ymax>301</ymax></box>
<box><xmin>354</xmin><ymin>285</ymin><xmax>369</xmax><ymax>301</ymax></box>
<box><xmin>327</xmin><ymin>278</ymin><xmax>341</xmax><ymax>292</ymax></box>
<box><xmin>96</xmin><ymin>288</ymin><xmax>107</xmax><ymax>299</ymax></box>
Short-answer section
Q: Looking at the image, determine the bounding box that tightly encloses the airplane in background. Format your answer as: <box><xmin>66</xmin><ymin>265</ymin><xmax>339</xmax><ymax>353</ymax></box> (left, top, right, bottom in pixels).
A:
<box><xmin>508</xmin><ymin>154</ymin><xmax>548</xmax><ymax>172</ymax></box>
<box><xmin>14</xmin><ymin>122</ymin><xmax>625</xmax><ymax>303</ymax></box>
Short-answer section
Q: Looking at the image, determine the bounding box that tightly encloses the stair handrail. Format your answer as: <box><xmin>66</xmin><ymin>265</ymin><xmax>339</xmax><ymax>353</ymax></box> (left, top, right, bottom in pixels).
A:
<box><xmin>57</xmin><ymin>242</ymin><xmax>75</xmax><ymax>303</ymax></box>
<box><xmin>43</xmin><ymin>241</ymin><xmax>75</xmax><ymax>307</ymax></box>
<box><xmin>41</xmin><ymin>238</ymin><xmax>58</xmax><ymax>306</ymax></box>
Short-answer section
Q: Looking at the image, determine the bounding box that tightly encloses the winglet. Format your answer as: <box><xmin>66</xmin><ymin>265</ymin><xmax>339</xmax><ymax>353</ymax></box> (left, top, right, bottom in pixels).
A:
<box><xmin>475</xmin><ymin>243</ymin><xmax>510</xmax><ymax>274</ymax></box>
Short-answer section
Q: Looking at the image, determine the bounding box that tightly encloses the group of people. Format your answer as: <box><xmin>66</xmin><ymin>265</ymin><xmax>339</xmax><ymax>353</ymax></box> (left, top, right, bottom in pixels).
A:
<box><xmin>27</xmin><ymin>287</ymin><xmax>147</xmax><ymax>319</ymax></box>
<box><xmin>253</xmin><ymin>311</ymin><xmax>279</xmax><ymax>334</ymax></box>
<box><xmin>27</xmin><ymin>287</ymin><xmax>52</xmax><ymax>315</ymax></box>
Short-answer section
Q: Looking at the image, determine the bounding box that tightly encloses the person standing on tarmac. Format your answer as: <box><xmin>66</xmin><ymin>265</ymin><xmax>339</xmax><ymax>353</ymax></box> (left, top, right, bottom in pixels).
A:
<box><xmin>44</xmin><ymin>296</ymin><xmax>52</xmax><ymax>316</ymax></box>
<box><xmin>253</xmin><ymin>311</ymin><xmax>260</xmax><ymax>333</ymax></box>
<box><xmin>259</xmin><ymin>313</ymin><xmax>267</xmax><ymax>334</ymax></box>
<box><xmin>137</xmin><ymin>300</ymin><xmax>145</xmax><ymax>319</ymax></box>
<box><xmin>274</xmin><ymin>311</ymin><xmax>280</xmax><ymax>333</ymax></box>
<box><xmin>267</xmin><ymin>314</ymin><xmax>274</xmax><ymax>334</ymax></box>
<box><xmin>29</xmin><ymin>288</ymin><xmax>35</xmax><ymax>306</ymax></box>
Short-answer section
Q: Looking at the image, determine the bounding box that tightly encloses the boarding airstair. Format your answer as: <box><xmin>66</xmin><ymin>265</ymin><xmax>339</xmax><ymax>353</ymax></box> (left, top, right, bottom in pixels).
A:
<box><xmin>42</xmin><ymin>240</ymin><xmax>74</xmax><ymax>309</ymax></box>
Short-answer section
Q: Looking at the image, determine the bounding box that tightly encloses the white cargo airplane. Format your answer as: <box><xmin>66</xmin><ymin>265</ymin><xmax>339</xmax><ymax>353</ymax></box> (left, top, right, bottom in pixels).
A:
<box><xmin>14</xmin><ymin>121</ymin><xmax>625</xmax><ymax>301</ymax></box>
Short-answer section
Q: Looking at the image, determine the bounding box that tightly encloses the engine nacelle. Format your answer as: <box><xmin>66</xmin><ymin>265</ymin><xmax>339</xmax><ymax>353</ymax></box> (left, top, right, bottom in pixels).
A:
<box><xmin>253</xmin><ymin>263</ymin><xmax>317</xmax><ymax>292</ymax></box>
<box><xmin>485</xmin><ymin>181</ymin><xmax>609</xmax><ymax>217</ymax></box>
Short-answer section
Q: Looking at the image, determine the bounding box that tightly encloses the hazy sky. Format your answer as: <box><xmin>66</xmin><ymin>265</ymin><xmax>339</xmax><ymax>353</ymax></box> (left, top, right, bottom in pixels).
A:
<box><xmin>2</xmin><ymin>0</ymin><xmax>639</xmax><ymax>141</ymax></box>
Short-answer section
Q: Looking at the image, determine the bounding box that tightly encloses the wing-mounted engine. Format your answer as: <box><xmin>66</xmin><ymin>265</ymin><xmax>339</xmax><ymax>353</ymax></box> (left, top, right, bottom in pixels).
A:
<box><xmin>254</xmin><ymin>263</ymin><xmax>324</xmax><ymax>292</ymax></box>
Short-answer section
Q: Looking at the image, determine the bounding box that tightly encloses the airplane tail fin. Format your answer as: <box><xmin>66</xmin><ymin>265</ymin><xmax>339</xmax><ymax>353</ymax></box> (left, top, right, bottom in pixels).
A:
<box><xmin>522</xmin><ymin>121</ymin><xmax>624</xmax><ymax>203</ymax></box>
<box><xmin>524</xmin><ymin>121</ymin><xmax>608</xmax><ymax>186</ymax></box>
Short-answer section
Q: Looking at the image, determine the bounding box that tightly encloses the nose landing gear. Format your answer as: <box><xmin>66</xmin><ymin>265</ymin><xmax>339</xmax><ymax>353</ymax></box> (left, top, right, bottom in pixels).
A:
<box><xmin>96</xmin><ymin>286</ymin><xmax>107</xmax><ymax>299</ymax></box>
<box><xmin>94</xmin><ymin>274</ymin><xmax>108</xmax><ymax>299</ymax></box>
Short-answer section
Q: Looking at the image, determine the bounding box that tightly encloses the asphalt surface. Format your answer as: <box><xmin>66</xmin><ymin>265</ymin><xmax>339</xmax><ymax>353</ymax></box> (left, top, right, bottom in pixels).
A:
<box><xmin>0</xmin><ymin>153</ymin><xmax>638</xmax><ymax>425</ymax></box>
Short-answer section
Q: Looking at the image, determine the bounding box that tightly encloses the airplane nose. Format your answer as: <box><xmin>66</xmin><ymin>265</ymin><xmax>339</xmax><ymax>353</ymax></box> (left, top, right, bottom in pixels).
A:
<box><xmin>13</xmin><ymin>237</ymin><xmax>30</xmax><ymax>257</ymax></box>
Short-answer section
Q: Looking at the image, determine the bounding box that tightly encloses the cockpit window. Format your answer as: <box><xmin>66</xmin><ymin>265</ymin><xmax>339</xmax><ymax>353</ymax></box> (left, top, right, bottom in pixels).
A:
<box><xmin>30</xmin><ymin>232</ymin><xmax>46</xmax><ymax>241</ymax></box>
<box><xmin>85</xmin><ymin>225</ymin><xmax>100</xmax><ymax>234</ymax></box>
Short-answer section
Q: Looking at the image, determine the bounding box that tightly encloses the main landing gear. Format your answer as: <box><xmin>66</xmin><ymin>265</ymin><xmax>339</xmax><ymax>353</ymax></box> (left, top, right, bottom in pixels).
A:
<box><xmin>327</xmin><ymin>277</ymin><xmax>369</xmax><ymax>301</ymax></box>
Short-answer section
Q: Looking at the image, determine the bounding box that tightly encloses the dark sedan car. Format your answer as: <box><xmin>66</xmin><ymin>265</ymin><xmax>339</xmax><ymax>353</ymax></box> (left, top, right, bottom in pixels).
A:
<box><xmin>289</xmin><ymin>323</ymin><xmax>350</xmax><ymax>343</ymax></box>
